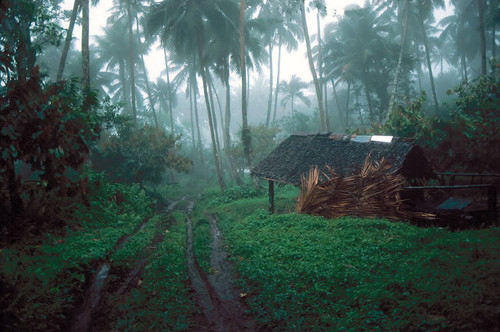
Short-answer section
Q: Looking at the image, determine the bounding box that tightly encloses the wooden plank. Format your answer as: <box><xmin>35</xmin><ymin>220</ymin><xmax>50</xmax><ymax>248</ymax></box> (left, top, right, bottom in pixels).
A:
<box><xmin>488</xmin><ymin>185</ymin><xmax>498</xmax><ymax>225</ymax></box>
<box><xmin>269</xmin><ymin>180</ymin><xmax>274</xmax><ymax>214</ymax></box>
<box><xmin>405</xmin><ymin>184</ymin><xmax>494</xmax><ymax>190</ymax></box>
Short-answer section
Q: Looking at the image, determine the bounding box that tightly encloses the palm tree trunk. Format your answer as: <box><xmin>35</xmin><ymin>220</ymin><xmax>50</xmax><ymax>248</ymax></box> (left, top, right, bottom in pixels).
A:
<box><xmin>316</xmin><ymin>8</ymin><xmax>327</xmax><ymax>130</ymax></box>
<box><xmin>223</xmin><ymin>65</ymin><xmax>231</xmax><ymax>157</ymax></box>
<box><xmin>331</xmin><ymin>79</ymin><xmax>343</xmax><ymax>128</ymax></box>
<box><xmin>461</xmin><ymin>52</ymin><xmax>468</xmax><ymax>81</ymax></box>
<box><xmin>477</xmin><ymin>0</ymin><xmax>487</xmax><ymax>76</ymax></box>
<box><xmin>189</xmin><ymin>83</ymin><xmax>196</xmax><ymax>155</ymax></box>
<box><xmin>136</xmin><ymin>19</ymin><xmax>158</xmax><ymax>128</ymax></box>
<box><xmin>119</xmin><ymin>58</ymin><xmax>131</xmax><ymax>112</ymax></box>
<box><xmin>272</xmin><ymin>38</ymin><xmax>282</xmax><ymax>123</ymax></box>
<box><xmin>240</xmin><ymin>0</ymin><xmax>252</xmax><ymax>169</ymax></box>
<box><xmin>265</xmin><ymin>43</ymin><xmax>273</xmax><ymax>127</ymax></box>
<box><xmin>300</xmin><ymin>0</ymin><xmax>326</xmax><ymax>131</ymax></box>
<box><xmin>418</xmin><ymin>0</ymin><xmax>439</xmax><ymax>114</ymax></box>
<box><xmin>386</xmin><ymin>0</ymin><xmax>409</xmax><ymax>122</ymax></box>
<box><xmin>126</xmin><ymin>0</ymin><xmax>137</xmax><ymax>124</ymax></box>
<box><xmin>16</xmin><ymin>18</ymin><xmax>34</xmax><ymax>81</ymax></box>
<box><xmin>364</xmin><ymin>83</ymin><xmax>375</xmax><ymax>122</ymax></box>
<box><xmin>492</xmin><ymin>25</ymin><xmax>497</xmax><ymax>60</ymax></box>
<box><xmin>324</xmin><ymin>82</ymin><xmax>329</xmax><ymax>129</ymax></box>
<box><xmin>346</xmin><ymin>81</ymin><xmax>351</xmax><ymax>128</ymax></box>
<box><xmin>57</xmin><ymin>0</ymin><xmax>80</xmax><ymax>80</ymax></box>
<box><xmin>192</xmin><ymin>76</ymin><xmax>207</xmax><ymax>180</ymax></box>
<box><xmin>163</xmin><ymin>49</ymin><xmax>174</xmax><ymax>132</ymax></box>
<box><xmin>197</xmin><ymin>30</ymin><xmax>225</xmax><ymax>192</ymax></box>
<box><xmin>208</xmin><ymin>74</ymin><xmax>224</xmax><ymax>174</ymax></box>
<box><xmin>223</xmin><ymin>65</ymin><xmax>242</xmax><ymax>185</ymax></box>
<box><xmin>81</xmin><ymin>0</ymin><xmax>90</xmax><ymax>91</ymax></box>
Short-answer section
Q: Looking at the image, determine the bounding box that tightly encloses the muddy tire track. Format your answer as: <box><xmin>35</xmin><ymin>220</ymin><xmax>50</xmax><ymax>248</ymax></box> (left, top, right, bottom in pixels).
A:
<box><xmin>185</xmin><ymin>201</ymin><xmax>256</xmax><ymax>332</ymax></box>
<box><xmin>69</xmin><ymin>200</ymin><xmax>182</xmax><ymax>332</ymax></box>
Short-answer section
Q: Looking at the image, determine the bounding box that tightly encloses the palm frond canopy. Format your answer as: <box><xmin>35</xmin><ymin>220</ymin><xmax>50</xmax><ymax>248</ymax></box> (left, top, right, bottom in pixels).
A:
<box><xmin>251</xmin><ymin>132</ymin><xmax>434</xmax><ymax>186</ymax></box>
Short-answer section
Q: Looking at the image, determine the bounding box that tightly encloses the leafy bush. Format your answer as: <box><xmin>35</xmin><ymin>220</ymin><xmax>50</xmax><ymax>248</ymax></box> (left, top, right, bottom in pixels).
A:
<box><xmin>206</xmin><ymin>184</ymin><xmax>265</xmax><ymax>206</ymax></box>
<box><xmin>92</xmin><ymin>123</ymin><xmax>192</xmax><ymax>185</ymax></box>
<box><xmin>0</xmin><ymin>67</ymin><xmax>100</xmax><ymax>231</ymax></box>
<box><xmin>384</xmin><ymin>71</ymin><xmax>500</xmax><ymax>172</ymax></box>
<box><xmin>232</xmin><ymin>124</ymin><xmax>281</xmax><ymax>169</ymax></box>
<box><xmin>435</xmin><ymin>72</ymin><xmax>500</xmax><ymax>172</ymax></box>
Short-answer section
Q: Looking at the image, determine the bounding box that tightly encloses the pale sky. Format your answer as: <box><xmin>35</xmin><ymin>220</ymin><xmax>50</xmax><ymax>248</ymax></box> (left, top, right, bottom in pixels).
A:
<box><xmin>62</xmin><ymin>0</ymin><xmax>367</xmax><ymax>85</ymax></box>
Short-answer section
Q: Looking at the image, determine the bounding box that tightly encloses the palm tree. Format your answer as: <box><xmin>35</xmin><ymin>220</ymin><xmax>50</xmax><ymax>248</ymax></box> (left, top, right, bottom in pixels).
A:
<box><xmin>477</xmin><ymin>0</ymin><xmax>487</xmax><ymax>75</ymax></box>
<box><xmin>240</xmin><ymin>0</ymin><xmax>252</xmax><ymax>169</ymax></box>
<box><xmin>172</xmin><ymin>53</ymin><xmax>207</xmax><ymax>180</ymax></box>
<box><xmin>125</xmin><ymin>0</ymin><xmax>137</xmax><ymax>123</ymax></box>
<box><xmin>272</xmin><ymin>9</ymin><xmax>303</xmax><ymax>124</ymax></box>
<box><xmin>417</xmin><ymin>0</ymin><xmax>444</xmax><ymax>114</ymax></box>
<box><xmin>323</xmin><ymin>5</ymin><xmax>398</xmax><ymax>122</ymax></box>
<box><xmin>81</xmin><ymin>0</ymin><xmax>90</xmax><ymax>91</ymax></box>
<box><xmin>384</xmin><ymin>0</ymin><xmax>410</xmax><ymax>120</ymax></box>
<box><xmin>151</xmin><ymin>77</ymin><xmax>177</xmax><ymax>128</ymax></box>
<box><xmin>279</xmin><ymin>75</ymin><xmax>311</xmax><ymax>115</ymax></box>
<box><xmin>146</xmin><ymin>0</ymin><xmax>239</xmax><ymax>192</ymax></box>
<box><xmin>297</xmin><ymin>0</ymin><xmax>326</xmax><ymax>130</ymax></box>
<box><xmin>57</xmin><ymin>0</ymin><xmax>80</xmax><ymax>80</ymax></box>
<box><xmin>310</xmin><ymin>0</ymin><xmax>327</xmax><ymax>122</ymax></box>
<box><xmin>95</xmin><ymin>20</ymin><xmax>133</xmax><ymax>111</ymax></box>
<box><xmin>135</xmin><ymin>17</ymin><xmax>158</xmax><ymax>128</ymax></box>
<box><xmin>439</xmin><ymin>1</ymin><xmax>477</xmax><ymax>80</ymax></box>
<box><xmin>109</xmin><ymin>0</ymin><xmax>141</xmax><ymax>124</ymax></box>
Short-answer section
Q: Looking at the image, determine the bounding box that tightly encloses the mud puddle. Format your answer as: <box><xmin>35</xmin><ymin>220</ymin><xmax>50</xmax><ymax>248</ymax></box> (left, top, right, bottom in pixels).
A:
<box><xmin>69</xmin><ymin>200</ymin><xmax>181</xmax><ymax>332</ymax></box>
<box><xmin>185</xmin><ymin>202</ymin><xmax>256</xmax><ymax>331</ymax></box>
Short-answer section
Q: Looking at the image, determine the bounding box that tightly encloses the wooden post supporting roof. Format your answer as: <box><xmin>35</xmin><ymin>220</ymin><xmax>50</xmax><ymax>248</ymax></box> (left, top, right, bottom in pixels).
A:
<box><xmin>488</xmin><ymin>185</ymin><xmax>498</xmax><ymax>226</ymax></box>
<box><xmin>269</xmin><ymin>180</ymin><xmax>274</xmax><ymax>213</ymax></box>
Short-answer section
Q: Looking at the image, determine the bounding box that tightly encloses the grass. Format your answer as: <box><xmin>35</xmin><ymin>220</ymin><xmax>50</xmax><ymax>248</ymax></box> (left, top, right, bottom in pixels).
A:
<box><xmin>3</xmin><ymin>177</ymin><xmax>499</xmax><ymax>331</ymax></box>
<box><xmin>0</xmin><ymin>181</ymin><xmax>196</xmax><ymax>331</ymax></box>
<box><xmin>105</xmin><ymin>211</ymin><xmax>196</xmax><ymax>331</ymax></box>
<box><xmin>200</xmin><ymin>186</ymin><xmax>500</xmax><ymax>331</ymax></box>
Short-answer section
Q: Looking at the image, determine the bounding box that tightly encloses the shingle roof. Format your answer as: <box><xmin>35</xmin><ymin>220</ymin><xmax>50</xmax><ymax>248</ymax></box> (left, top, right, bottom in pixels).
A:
<box><xmin>251</xmin><ymin>132</ymin><xmax>434</xmax><ymax>186</ymax></box>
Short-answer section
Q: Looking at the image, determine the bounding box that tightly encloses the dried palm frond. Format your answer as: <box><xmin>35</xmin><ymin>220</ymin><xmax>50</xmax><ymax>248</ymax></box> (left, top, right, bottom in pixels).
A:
<box><xmin>296</xmin><ymin>156</ymin><xmax>435</xmax><ymax>221</ymax></box>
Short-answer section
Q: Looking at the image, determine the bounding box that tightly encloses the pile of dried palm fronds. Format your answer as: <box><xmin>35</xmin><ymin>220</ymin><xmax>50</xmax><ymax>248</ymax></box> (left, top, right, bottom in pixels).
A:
<box><xmin>296</xmin><ymin>155</ymin><xmax>434</xmax><ymax>221</ymax></box>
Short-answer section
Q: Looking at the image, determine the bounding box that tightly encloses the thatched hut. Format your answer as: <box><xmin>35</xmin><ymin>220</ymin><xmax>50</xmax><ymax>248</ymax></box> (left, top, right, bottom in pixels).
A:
<box><xmin>251</xmin><ymin>132</ymin><xmax>434</xmax><ymax>212</ymax></box>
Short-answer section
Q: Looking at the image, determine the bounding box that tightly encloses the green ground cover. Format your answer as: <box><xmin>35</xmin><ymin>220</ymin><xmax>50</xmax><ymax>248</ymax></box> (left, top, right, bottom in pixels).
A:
<box><xmin>0</xmin><ymin>181</ymin><xmax>195</xmax><ymax>331</ymax></box>
<box><xmin>201</xmin><ymin>185</ymin><xmax>500</xmax><ymax>331</ymax></box>
<box><xmin>105</xmin><ymin>211</ymin><xmax>195</xmax><ymax>331</ymax></box>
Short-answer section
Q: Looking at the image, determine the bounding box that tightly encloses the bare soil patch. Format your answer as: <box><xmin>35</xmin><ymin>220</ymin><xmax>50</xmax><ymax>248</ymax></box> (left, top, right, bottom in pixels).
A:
<box><xmin>185</xmin><ymin>202</ymin><xmax>256</xmax><ymax>331</ymax></box>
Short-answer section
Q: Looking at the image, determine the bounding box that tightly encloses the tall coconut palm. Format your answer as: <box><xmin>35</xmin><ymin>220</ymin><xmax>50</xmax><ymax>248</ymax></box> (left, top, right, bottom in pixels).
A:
<box><xmin>109</xmin><ymin>0</ymin><xmax>141</xmax><ymax>124</ymax></box>
<box><xmin>146</xmin><ymin>0</ymin><xmax>240</xmax><ymax>192</ymax></box>
<box><xmin>438</xmin><ymin>1</ymin><xmax>478</xmax><ymax>80</ymax></box>
<box><xmin>310</xmin><ymin>0</ymin><xmax>327</xmax><ymax>121</ymax></box>
<box><xmin>385</xmin><ymin>0</ymin><xmax>410</xmax><ymax>120</ymax></box>
<box><xmin>57</xmin><ymin>0</ymin><xmax>80</xmax><ymax>80</ymax></box>
<box><xmin>95</xmin><ymin>20</ymin><xmax>134</xmax><ymax>111</ymax></box>
<box><xmin>279</xmin><ymin>75</ymin><xmax>311</xmax><ymax>116</ymax></box>
<box><xmin>135</xmin><ymin>17</ymin><xmax>158</xmax><ymax>128</ymax></box>
<box><xmin>417</xmin><ymin>0</ymin><xmax>444</xmax><ymax>114</ymax></box>
<box><xmin>81</xmin><ymin>0</ymin><xmax>90</xmax><ymax>91</ymax></box>
<box><xmin>272</xmin><ymin>9</ymin><xmax>303</xmax><ymax>124</ymax></box>
<box><xmin>323</xmin><ymin>5</ymin><xmax>398</xmax><ymax>122</ymax></box>
<box><xmin>239</xmin><ymin>0</ymin><xmax>251</xmax><ymax>169</ymax></box>
<box><xmin>296</xmin><ymin>0</ymin><xmax>326</xmax><ymax>130</ymax></box>
<box><xmin>151</xmin><ymin>77</ymin><xmax>177</xmax><ymax>128</ymax></box>
<box><xmin>477</xmin><ymin>0</ymin><xmax>487</xmax><ymax>75</ymax></box>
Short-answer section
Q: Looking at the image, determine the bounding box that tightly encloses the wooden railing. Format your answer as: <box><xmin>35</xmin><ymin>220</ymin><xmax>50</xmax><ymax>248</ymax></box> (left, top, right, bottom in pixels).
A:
<box><xmin>404</xmin><ymin>184</ymin><xmax>498</xmax><ymax>225</ymax></box>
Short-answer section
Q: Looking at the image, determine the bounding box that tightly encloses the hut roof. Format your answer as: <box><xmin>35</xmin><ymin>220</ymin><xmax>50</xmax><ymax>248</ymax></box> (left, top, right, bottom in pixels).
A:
<box><xmin>251</xmin><ymin>132</ymin><xmax>434</xmax><ymax>186</ymax></box>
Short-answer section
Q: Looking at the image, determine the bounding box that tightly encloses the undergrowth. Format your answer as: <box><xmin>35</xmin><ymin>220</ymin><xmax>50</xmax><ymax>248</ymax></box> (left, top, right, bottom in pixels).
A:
<box><xmin>0</xmin><ymin>179</ymin><xmax>189</xmax><ymax>330</ymax></box>
<box><xmin>200</xmin><ymin>186</ymin><xmax>500</xmax><ymax>331</ymax></box>
<box><xmin>106</xmin><ymin>211</ymin><xmax>195</xmax><ymax>331</ymax></box>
